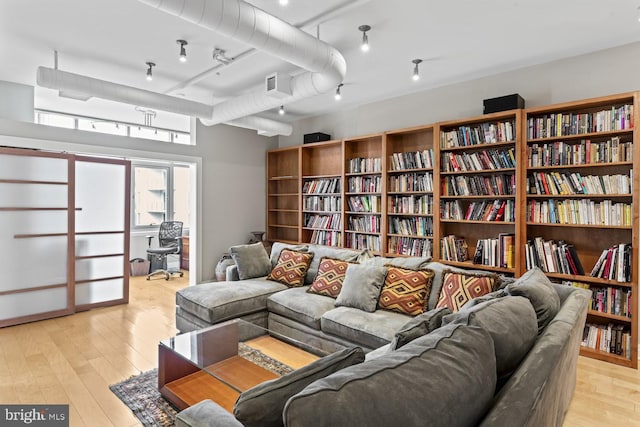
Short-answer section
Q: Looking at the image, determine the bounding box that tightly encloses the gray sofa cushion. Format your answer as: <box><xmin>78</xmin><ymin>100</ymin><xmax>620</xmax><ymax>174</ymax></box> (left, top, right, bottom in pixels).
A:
<box><xmin>176</xmin><ymin>399</ymin><xmax>243</xmax><ymax>427</ymax></box>
<box><xmin>506</xmin><ymin>267</ymin><xmax>560</xmax><ymax>334</ymax></box>
<box><xmin>390</xmin><ymin>306</ymin><xmax>452</xmax><ymax>350</ymax></box>
<box><xmin>176</xmin><ymin>278</ymin><xmax>287</xmax><ymax>323</ymax></box>
<box><xmin>284</xmin><ymin>323</ymin><xmax>497</xmax><ymax>427</ymax></box>
<box><xmin>321</xmin><ymin>306</ymin><xmax>410</xmax><ymax>349</ymax></box>
<box><xmin>234</xmin><ymin>346</ymin><xmax>365</xmax><ymax>427</ymax></box>
<box><xmin>335</xmin><ymin>264</ymin><xmax>387</xmax><ymax>312</ymax></box>
<box><xmin>270</xmin><ymin>242</ymin><xmax>309</xmax><ymax>269</ymax></box>
<box><xmin>267</xmin><ymin>286</ymin><xmax>336</xmax><ymax>330</ymax></box>
<box><xmin>443</xmin><ymin>296</ymin><xmax>538</xmax><ymax>381</ymax></box>
<box><xmin>304</xmin><ymin>245</ymin><xmax>362</xmax><ymax>285</ymax></box>
<box><xmin>230</xmin><ymin>242</ymin><xmax>272</xmax><ymax>280</ymax></box>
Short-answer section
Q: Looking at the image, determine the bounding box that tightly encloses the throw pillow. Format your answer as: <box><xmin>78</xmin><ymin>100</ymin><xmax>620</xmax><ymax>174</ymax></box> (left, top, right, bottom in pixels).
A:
<box><xmin>390</xmin><ymin>306</ymin><xmax>452</xmax><ymax>350</ymax></box>
<box><xmin>269</xmin><ymin>242</ymin><xmax>309</xmax><ymax>269</ymax></box>
<box><xmin>505</xmin><ymin>267</ymin><xmax>561</xmax><ymax>334</ymax></box>
<box><xmin>307</xmin><ymin>257</ymin><xmax>353</xmax><ymax>298</ymax></box>
<box><xmin>266</xmin><ymin>249</ymin><xmax>314</xmax><ymax>288</ymax></box>
<box><xmin>234</xmin><ymin>346</ymin><xmax>365</xmax><ymax>427</ymax></box>
<box><xmin>378</xmin><ymin>265</ymin><xmax>435</xmax><ymax>316</ymax></box>
<box><xmin>436</xmin><ymin>270</ymin><xmax>497</xmax><ymax>312</ymax></box>
<box><xmin>335</xmin><ymin>264</ymin><xmax>387</xmax><ymax>312</ymax></box>
<box><xmin>229</xmin><ymin>242</ymin><xmax>272</xmax><ymax>280</ymax></box>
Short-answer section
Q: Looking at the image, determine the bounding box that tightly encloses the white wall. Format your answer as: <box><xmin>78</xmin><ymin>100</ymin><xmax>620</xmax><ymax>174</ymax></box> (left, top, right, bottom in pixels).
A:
<box><xmin>279</xmin><ymin>42</ymin><xmax>640</xmax><ymax>146</ymax></box>
<box><xmin>0</xmin><ymin>81</ymin><xmax>33</xmax><ymax>122</ymax></box>
<box><xmin>0</xmin><ymin>117</ymin><xmax>277</xmax><ymax>283</ymax></box>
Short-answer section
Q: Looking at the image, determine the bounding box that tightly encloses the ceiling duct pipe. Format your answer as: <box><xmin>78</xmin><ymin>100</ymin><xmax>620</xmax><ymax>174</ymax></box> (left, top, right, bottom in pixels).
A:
<box><xmin>137</xmin><ymin>0</ymin><xmax>347</xmax><ymax>125</ymax></box>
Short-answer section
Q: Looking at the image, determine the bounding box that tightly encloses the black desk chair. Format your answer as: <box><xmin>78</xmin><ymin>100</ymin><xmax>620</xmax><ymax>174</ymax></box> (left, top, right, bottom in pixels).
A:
<box><xmin>146</xmin><ymin>221</ymin><xmax>184</xmax><ymax>280</ymax></box>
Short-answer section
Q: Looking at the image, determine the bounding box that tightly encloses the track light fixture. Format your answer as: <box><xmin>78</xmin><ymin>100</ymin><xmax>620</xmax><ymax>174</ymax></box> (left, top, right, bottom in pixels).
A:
<box><xmin>176</xmin><ymin>40</ymin><xmax>188</xmax><ymax>62</ymax></box>
<box><xmin>335</xmin><ymin>83</ymin><xmax>343</xmax><ymax>101</ymax></box>
<box><xmin>412</xmin><ymin>59</ymin><xmax>422</xmax><ymax>81</ymax></box>
<box><xmin>358</xmin><ymin>25</ymin><xmax>371</xmax><ymax>52</ymax></box>
<box><xmin>145</xmin><ymin>62</ymin><xmax>155</xmax><ymax>81</ymax></box>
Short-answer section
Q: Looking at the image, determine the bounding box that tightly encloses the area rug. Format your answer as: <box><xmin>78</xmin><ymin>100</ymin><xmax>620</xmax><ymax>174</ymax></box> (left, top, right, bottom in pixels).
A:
<box><xmin>110</xmin><ymin>343</ymin><xmax>294</xmax><ymax>427</ymax></box>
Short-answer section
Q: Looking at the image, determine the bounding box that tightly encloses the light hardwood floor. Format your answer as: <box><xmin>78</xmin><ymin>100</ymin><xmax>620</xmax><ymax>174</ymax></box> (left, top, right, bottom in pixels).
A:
<box><xmin>0</xmin><ymin>273</ymin><xmax>638</xmax><ymax>426</ymax></box>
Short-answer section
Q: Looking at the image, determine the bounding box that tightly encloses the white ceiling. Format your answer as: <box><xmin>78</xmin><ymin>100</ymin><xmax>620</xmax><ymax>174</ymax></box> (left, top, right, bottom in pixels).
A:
<box><xmin>1</xmin><ymin>0</ymin><xmax>640</xmax><ymax>132</ymax></box>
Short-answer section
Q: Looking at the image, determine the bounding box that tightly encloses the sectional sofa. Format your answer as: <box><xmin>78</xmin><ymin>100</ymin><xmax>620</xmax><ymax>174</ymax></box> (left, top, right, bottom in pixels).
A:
<box><xmin>173</xmin><ymin>242</ymin><xmax>591</xmax><ymax>427</ymax></box>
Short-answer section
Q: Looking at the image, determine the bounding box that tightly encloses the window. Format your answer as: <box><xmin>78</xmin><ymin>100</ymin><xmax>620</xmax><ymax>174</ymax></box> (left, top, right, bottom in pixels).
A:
<box><xmin>133</xmin><ymin>164</ymin><xmax>191</xmax><ymax>229</ymax></box>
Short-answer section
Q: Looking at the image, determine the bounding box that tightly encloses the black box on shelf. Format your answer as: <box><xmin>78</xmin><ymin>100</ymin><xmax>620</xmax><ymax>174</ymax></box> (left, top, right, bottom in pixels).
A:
<box><xmin>304</xmin><ymin>132</ymin><xmax>331</xmax><ymax>144</ymax></box>
<box><xmin>483</xmin><ymin>94</ymin><xmax>525</xmax><ymax>114</ymax></box>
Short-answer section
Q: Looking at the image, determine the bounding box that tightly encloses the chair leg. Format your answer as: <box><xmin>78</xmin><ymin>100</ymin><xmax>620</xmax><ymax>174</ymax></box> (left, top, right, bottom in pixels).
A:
<box><xmin>147</xmin><ymin>269</ymin><xmax>170</xmax><ymax>280</ymax></box>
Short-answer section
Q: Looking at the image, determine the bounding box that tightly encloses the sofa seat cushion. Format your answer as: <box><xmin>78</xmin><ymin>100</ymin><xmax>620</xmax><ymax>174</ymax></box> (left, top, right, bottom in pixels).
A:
<box><xmin>176</xmin><ymin>278</ymin><xmax>288</xmax><ymax>324</ymax></box>
<box><xmin>321</xmin><ymin>306</ymin><xmax>410</xmax><ymax>349</ymax></box>
<box><xmin>284</xmin><ymin>323</ymin><xmax>497</xmax><ymax>427</ymax></box>
<box><xmin>267</xmin><ymin>287</ymin><xmax>336</xmax><ymax>330</ymax></box>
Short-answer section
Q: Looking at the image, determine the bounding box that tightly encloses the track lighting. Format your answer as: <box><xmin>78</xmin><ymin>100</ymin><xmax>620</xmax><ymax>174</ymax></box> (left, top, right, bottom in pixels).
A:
<box><xmin>279</xmin><ymin>0</ymin><xmax>289</xmax><ymax>5</ymax></box>
<box><xmin>412</xmin><ymin>59</ymin><xmax>422</xmax><ymax>81</ymax></box>
<box><xmin>145</xmin><ymin>62</ymin><xmax>155</xmax><ymax>81</ymax></box>
<box><xmin>335</xmin><ymin>84</ymin><xmax>343</xmax><ymax>101</ymax></box>
<box><xmin>176</xmin><ymin>40</ymin><xmax>188</xmax><ymax>63</ymax></box>
<box><xmin>279</xmin><ymin>105</ymin><xmax>285</xmax><ymax>115</ymax></box>
<box><xmin>358</xmin><ymin>25</ymin><xmax>371</xmax><ymax>52</ymax></box>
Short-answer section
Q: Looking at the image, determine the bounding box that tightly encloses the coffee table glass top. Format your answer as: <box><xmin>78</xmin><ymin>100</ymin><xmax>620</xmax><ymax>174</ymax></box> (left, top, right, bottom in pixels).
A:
<box><xmin>159</xmin><ymin>319</ymin><xmax>328</xmax><ymax>394</ymax></box>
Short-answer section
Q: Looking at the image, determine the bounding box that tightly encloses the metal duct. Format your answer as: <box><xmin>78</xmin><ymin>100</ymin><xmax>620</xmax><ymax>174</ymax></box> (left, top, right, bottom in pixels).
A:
<box><xmin>138</xmin><ymin>0</ymin><xmax>347</xmax><ymax>125</ymax></box>
<box><xmin>223</xmin><ymin>116</ymin><xmax>293</xmax><ymax>136</ymax></box>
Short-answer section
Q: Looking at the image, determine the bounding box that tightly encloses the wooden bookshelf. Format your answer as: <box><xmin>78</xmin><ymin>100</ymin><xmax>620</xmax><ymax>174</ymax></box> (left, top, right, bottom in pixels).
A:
<box><xmin>344</xmin><ymin>134</ymin><xmax>384</xmax><ymax>254</ymax></box>
<box><xmin>523</xmin><ymin>92</ymin><xmax>638</xmax><ymax>368</ymax></box>
<box><xmin>435</xmin><ymin>110</ymin><xmax>524</xmax><ymax>275</ymax></box>
<box><xmin>267</xmin><ymin>147</ymin><xmax>301</xmax><ymax>244</ymax></box>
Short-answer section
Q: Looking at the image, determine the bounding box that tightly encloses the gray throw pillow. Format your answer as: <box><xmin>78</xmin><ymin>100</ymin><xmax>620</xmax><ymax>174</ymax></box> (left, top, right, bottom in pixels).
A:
<box><xmin>335</xmin><ymin>264</ymin><xmax>387</xmax><ymax>312</ymax></box>
<box><xmin>460</xmin><ymin>288</ymin><xmax>508</xmax><ymax>310</ymax></box>
<box><xmin>443</xmin><ymin>296</ymin><xmax>538</xmax><ymax>382</ymax></box>
<box><xmin>233</xmin><ymin>346</ymin><xmax>365</xmax><ymax>427</ymax></box>
<box><xmin>506</xmin><ymin>267</ymin><xmax>560</xmax><ymax>334</ymax></box>
<box><xmin>229</xmin><ymin>242</ymin><xmax>271</xmax><ymax>280</ymax></box>
<box><xmin>390</xmin><ymin>307</ymin><xmax>452</xmax><ymax>350</ymax></box>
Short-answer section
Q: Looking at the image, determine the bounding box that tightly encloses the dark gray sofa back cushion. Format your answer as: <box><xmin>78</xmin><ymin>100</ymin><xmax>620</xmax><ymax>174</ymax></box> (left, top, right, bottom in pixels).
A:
<box><xmin>505</xmin><ymin>267</ymin><xmax>560</xmax><ymax>334</ymax></box>
<box><xmin>230</xmin><ymin>242</ymin><xmax>272</xmax><ymax>280</ymax></box>
<box><xmin>233</xmin><ymin>346</ymin><xmax>364</xmax><ymax>427</ymax></box>
<box><xmin>390</xmin><ymin>306</ymin><xmax>451</xmax><ymax>350</ymax></box>
<box><xmin>284</xmin><ymin>323</ymin><xmax>497</xmax><ymax>427</ymax></box>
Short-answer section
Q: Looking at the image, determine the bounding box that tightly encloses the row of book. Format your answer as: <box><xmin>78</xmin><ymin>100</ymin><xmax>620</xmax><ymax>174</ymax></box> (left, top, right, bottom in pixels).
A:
<box><xmin>527</xmin><ymin>104</ymin><xmax>633</xmax><ymax>139</ymax></box>
<box><xmin>303</xmin><ymin>178</ymin><xmax>340</xmax><ymax>194</ymax></box>
<box><xmin>524</xmin><ymin>237</ymin><xmax>585</xmax><ymax>275</ymax></box>
<box><xmin>310</xmin><ymin>230</ymin><xmax>341</xmax><ymax>247</ymax></box>
<box><xmin>590</xmin><ymin>244</ymin><xmax>632</xmax><ymax>283</ymax></box>
<box><xmin>346</xmin><ymin>195</ymin><xmax>381</xmax><ymax>213</ymax></box>
<box><xmin>581</xmin><ymin>323</ymin><xmax>631</xmax><ymax>359</ymax></box>
<box><xmin>472</xmin><ymin>234</ymin><xmax>515</xmax><ymax>269</ymax></box>
<box><xmin>441</xmin><ymin>148</ymin><xmax>516</xmax><ymax>173</ymax></box>
<box><xmin>441</xmin><ymin>120</ymin><xmax>516</xmax><ymax>148</ymax></box>
<box><xmin>440</xmin><ymin>200</ymin><xmax>464</xmax><ymax>220</ymax></box>
<box><xmin>442</xmin><ymin>173</ymin><xmax>516</xmax><ymax>197</ymax></box>
<box><xmin>527</xmin><ymin>171</ymin><xmax>632</xmax><ymax>196</ymax></box>
<box><xmin>304</xmin><ymin>213</ymin><xmax>341</xmax><ymax>230</ymax></box>
<box><xmin>347</xmin><ymin>215</ymin><xmax>380</xmax><ymax>233</ymax></box>
<box><xmin>388</xmin><ymin>150</ymin><xmax>434</xmax><ymax>171</ymax></box>
<box><xmin>467</xmin><ymin>200</ymin><xmax>514</xmax><ymax>222</ymax></box>
<box><xmin>387</xmin><ymin>236</ymin><xmax>433</xmax><ymax>258</ymax></box>
<box><xmin>388</xmin><ymin>216</ymin><xmax>433</xmax><ymax>237</ymax></box>
<box><xmin>303</xmin><ymin>196</ymin><xmax>341</xmax><ymax>212</ymax></box>
<box><xmin>348</xmin><ymin>157</ymin><xmax>382</xmax><ymax>174</ymax></box>
<box><xmin>347</xmin><ymin>175</ymin><xmax>381</xmax><ymax>193</ymax></box>
<box><xmin>388</xmin><ymin>195</ymin><xmax>433</xmax><ymax>215</ymax></box>
<box><xmin>589</xmin><ymin>286</ymin><xmax>632</xmax><ymax>318</ymax></box>
<box><xmin>527</xmin><ymin>137</ymin><xmax>633</xmax><ymax>167</ymax></box>
<box><xmin>345</xmin><ymin>233</ymin><xmax>381</xmax><ymax>252</ymax></box>
<box><xmin>440</xmin><ymin>235</ymin><xmax>468</xmax><ymax>262</ymax></box>
<box><xmin>388</xmin><ymin>172</ymin><xmax>433</xmax><ymax>193</ymax></box>
<box><xmin>526</xmin><ymin>199</ymin><xmax>632</xmax><ymax>226</ymax></box>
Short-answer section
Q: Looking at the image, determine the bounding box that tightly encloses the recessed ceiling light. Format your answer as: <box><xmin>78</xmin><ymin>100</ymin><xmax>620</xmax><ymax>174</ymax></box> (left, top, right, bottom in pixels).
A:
<box><xmin>279</xmin><ymin>0</ymin><xmax>289</xmax><ymax>5</ymax></box>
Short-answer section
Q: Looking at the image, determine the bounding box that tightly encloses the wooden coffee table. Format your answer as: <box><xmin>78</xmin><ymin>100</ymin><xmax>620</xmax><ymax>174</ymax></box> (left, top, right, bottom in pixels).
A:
<box><xmin>158</xmin><ymin>319</ymin><xmax>324</xmax><ymax>412</ymax></box>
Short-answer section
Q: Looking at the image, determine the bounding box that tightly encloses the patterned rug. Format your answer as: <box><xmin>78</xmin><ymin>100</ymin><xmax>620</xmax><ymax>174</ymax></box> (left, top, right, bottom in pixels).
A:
<box><xmin>110</xmin><ymin>343</ymin><xmax>294</xmax><ymax>427</ymax></box>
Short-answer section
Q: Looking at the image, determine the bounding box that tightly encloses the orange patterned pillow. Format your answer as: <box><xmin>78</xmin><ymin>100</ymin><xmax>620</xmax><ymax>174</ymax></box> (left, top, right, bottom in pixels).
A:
<box><xmin>436</xmin><ymin>270</ymin><xmax>496</xmax><ymax>312</ymax></box>
<box><xmin>378</xmin><ymin>265</ymin><xmax>435</xmax><ymax>316</ymax></box>
<box><xmin>267</xmin><ymin>249</ymin><xmax>314</xmax><ymax>287</ymax></box>
<box><xmin>308</xmin><ymin>257</ymin><xmax>352</xmax><ymax>298</ymax></box>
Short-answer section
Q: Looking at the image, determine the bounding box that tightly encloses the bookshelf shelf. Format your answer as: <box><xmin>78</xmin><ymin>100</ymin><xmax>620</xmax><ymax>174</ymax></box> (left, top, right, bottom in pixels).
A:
<box><xmin>440</xmin><ymin>195</ymin><xmax>515</xmax><ymax>200</ymax></box>
<box><xmin>440</xmin><ymin>168</ymin><xmax>516</xmax><ymax>176</ymax></box>
<box><xmin>387</xmin><ymin>191</ymin><xmax>433</xmax><ymax>195</ymax></box>
<box><xmin>587</xmin><ymin>310</ymin><xmax>632</xmax><ymax>323</ymax></box>
<box><xmin>387</xmin><ymin>233</ymin><xmax>432</xmax><ymax>239</ymax></box>
<box><xmin>268</xmin><ymin>209</ymin><xmax>298</xmax><ymax>213</ymax></box>
<box><xmin>526</xmin><ymin>222</ymin><xmax>632</xmax><ymax>229</ymax></box>
<box><xmin>440</xmin><ymin>260</ymin><xmax>515</xmax><ymax>274</ymax></box>
<box><xmin>526</xmin><ymin>193</ymin><xmax>631</xmax><ymax>199</ymax></box>
<box><xmin>544</xmin><ymin>272</ymin><xmax>633</xmax><ymax>288</ymax></box>
<box><xmin>527</xmin><ymin>128</ymin><xmax>633</xmax><ymax>143</ymax></box>
<box><xmin>387</xmin><ymin>213</ymin><xmax>433</xmax><ymax>217</ymax></box>
<box><xmin>579</xmin><ymin>347</ymin><xmax>634</xmax><ymax>367</ymax></box>
<box><xmin>387</xmin><ymin>167</ymin><xmax>433</xmax><ymax>174</ymax></box>
<box><xmin>441</xmin><ymin>219</ymin><xmax>516</xmax><ymax>225</ymax></box>
<box><xmin>345</xmin><ymin>171</ymin><xmax>382</xmax><ymax>177</ymax></box>
<box><xmin>345</xmin><ymin>192</ymin><xmax>382</xmax><ymax>195</ymax></box>
<box><xmin>269</xmin><ymin>193</ymin><xmax>299</xmax><ymax>197</ymax></box>
<box><xmin>269</xmin><ymin>224</ymin><xmax>299</xmax><ymax>229</ymax></box>
<box><xmin>302</xmin><ymin>174</ymin><xmax>341</xmax><ymax>179</ymax></box>
<box><xmin>268</xmin><ymin>176</ymin><xmax>298</xmax><ymax>181</ymax></box>
<box><xmin>526</xmin><ymin>162</ymin><xmax>633</xmax><ymax>171</ymax></box>
<box><xmin>440</xmin><ymin>140</ymin><xmax>516</xmax><ymax>152</ymax></box>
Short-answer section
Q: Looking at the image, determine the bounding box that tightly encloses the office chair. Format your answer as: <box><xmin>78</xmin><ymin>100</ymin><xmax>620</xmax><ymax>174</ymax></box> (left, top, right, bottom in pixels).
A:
<box><xmin>146</xmin><ymin>221</ymin><xmax>184</xmax><ymax>280</ymax></box>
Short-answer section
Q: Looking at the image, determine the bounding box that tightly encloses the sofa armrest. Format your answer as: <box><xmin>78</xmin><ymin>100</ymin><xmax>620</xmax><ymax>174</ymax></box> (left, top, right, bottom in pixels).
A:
<box><xmin>226</xmin><ymin>265</ymin><xmax>240</xmax><ymax>281</ymax></box>
<box><xmin>175</xmin><ymin>400</ymin><xmax>243</xmax><ymax>427</ymax></box>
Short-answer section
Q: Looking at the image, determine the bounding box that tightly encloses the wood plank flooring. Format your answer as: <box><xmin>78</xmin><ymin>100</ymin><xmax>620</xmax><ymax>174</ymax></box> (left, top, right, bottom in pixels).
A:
<box><xmin>0</xmin><ymin>273</ymin><xmax>638</xmax><ymax>426</ymax></box>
